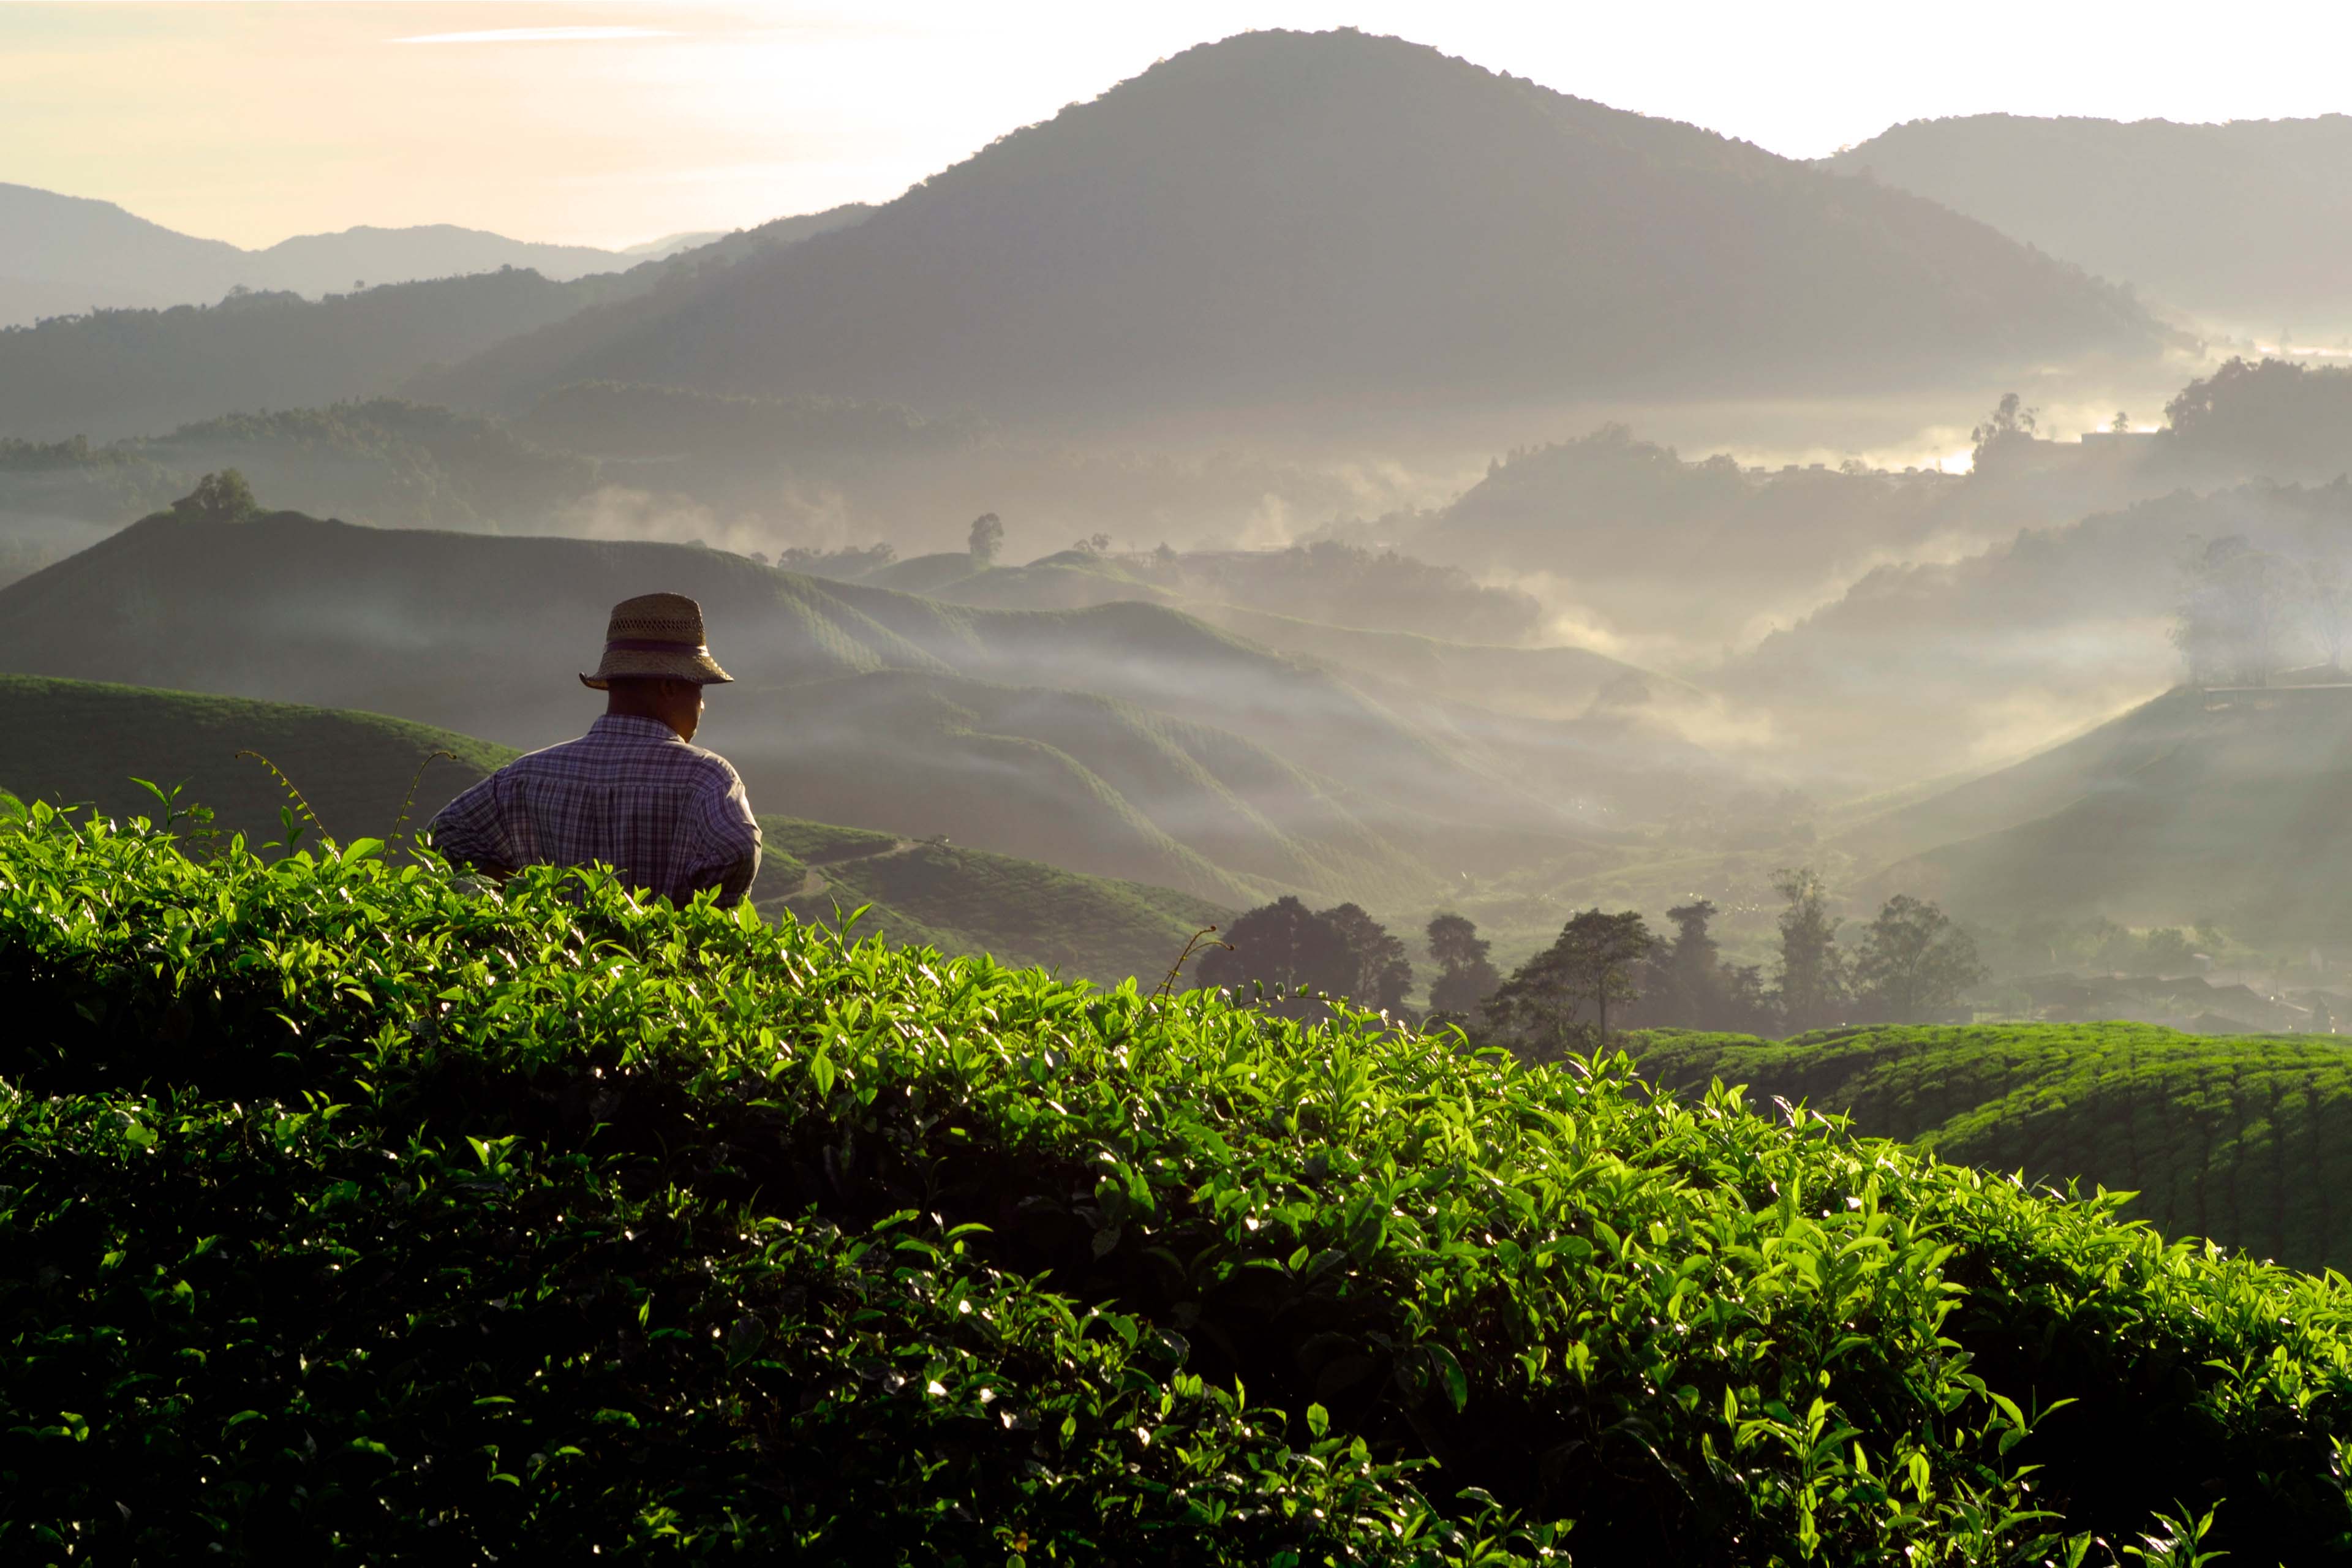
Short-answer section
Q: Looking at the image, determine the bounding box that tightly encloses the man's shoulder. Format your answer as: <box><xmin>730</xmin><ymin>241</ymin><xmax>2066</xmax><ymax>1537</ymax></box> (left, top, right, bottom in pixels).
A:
<box><xmin>503</xmin><ymin>729</ymin><xmax>742</xmax><ymax>788</ymax></box>
<box><xmin>675</xmin><ymin>740</ymin><xmax>746</xmax><ymax>791</ymax></box>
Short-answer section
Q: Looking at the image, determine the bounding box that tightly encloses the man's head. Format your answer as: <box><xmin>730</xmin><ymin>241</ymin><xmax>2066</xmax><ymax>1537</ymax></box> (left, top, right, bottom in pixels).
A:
<box><xmin>578</xmin><ymin>594</ymin><xmax>732</xmax><ymax>740</ymax></box>
<box><xmin>604</xmin><ymin>676</ymin><xmax>706</xmax><ymax>741</ymax></box>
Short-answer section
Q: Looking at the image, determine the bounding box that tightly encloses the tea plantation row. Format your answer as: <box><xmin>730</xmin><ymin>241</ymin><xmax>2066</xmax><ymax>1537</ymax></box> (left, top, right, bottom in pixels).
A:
<box><xmin>1632</xmin><ymin>1024</ymin><xmax>2352</xmax><ymax>1273</ymax></box>
<box><xmin>7</xmin><ymin>805</ymin><xmax>2352</xmax><ymax>1563</ymax></box>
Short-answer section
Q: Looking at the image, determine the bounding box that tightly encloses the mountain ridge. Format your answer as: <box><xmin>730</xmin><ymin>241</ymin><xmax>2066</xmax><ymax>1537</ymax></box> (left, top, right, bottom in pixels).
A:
<box><xmin>1825</xmin><ymin>113</ymin><xmax>2352</xmax><ymax>330</ymax></box>
<box><xmin>417</xmin><ymin>28</ymin><xmax>2175</xmax><ymax>420</ymax></box>
<box><xmin>0</xmin><ymin>180</ymin><xmax>749</xmax><ymax>328</ymax></box>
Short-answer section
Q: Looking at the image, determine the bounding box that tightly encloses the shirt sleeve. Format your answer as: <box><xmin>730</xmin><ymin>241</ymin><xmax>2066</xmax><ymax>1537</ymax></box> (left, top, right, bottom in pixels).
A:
<box><xmin>682</xmin><ymin>763</ymin><xmax>763</xmax><ymax>905</ymax></box>
<box><xmin>426</xmin><ymin>771</ymin><xmax>519</xmax><ymax>875</ymax></box>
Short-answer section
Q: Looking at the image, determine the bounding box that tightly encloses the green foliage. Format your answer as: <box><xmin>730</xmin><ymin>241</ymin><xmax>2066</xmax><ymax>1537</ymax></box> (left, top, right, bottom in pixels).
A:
<box><xmin>1630</xmin><ymin>1022</ymin><xmax>2352</xmax><ymax>1273</ymax></box>
<box><xmin>10</xmin><ymin>814</ymin><xmax>2352</xmax><ymax>1561</ymax></box>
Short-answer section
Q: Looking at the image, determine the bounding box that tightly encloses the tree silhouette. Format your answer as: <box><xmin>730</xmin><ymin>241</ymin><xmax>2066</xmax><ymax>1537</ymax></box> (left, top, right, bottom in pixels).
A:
<box><xmin>1771</xmin><ymin>867</ymin><xmax>1845</xmax><ymax>1033</ymax></box>
<box><xmin>1851</xmin><ymin>895</ymin><xmax>1985</xmax><ymax>1022</ymax></box>
<box><xmin>968</xmin><ymin>512</ymin><xmax>1004</xmax><ymax>565</ymax></box>
<box><xmin>1424</xmin><ymin>912</ymin><xmax>1501</xmax><ymax>1017</ymax></box>
<box><xmin>1488</xmin><ymin>908</ymin><xmax>1654</xmax><ymax>1060</ymax></box>
<box><xmin>1322</xmin><ymin>903</ymin><xmax>1412</xmax><ymax>1013</ymax></box>
<box><xmin>170</xmin><ymin>469</ymin><xmax>259</xmax><ymax>524</ymax></box>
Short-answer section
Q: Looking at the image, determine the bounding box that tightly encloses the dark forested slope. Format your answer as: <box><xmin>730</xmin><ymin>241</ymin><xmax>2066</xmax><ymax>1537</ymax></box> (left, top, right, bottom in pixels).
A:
<box><xmin>0</xmin><ymin>272</ymin><xmax>609</xmax><ymax>442</ymax></box>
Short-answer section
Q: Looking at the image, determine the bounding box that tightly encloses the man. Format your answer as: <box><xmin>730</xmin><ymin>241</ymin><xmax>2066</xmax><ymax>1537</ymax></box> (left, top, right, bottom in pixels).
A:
<box><xmin>428</xmin><ymin>592</ymin><xmax>762</xmax><ymax>906</ymax></box>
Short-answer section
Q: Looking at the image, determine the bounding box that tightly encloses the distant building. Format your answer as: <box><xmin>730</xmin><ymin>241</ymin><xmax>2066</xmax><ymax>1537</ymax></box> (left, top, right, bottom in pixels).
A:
<box><xmin>2079</xmin><ymin>429</ymin><xmax>2158</xmax><ymax>450</ymax></box>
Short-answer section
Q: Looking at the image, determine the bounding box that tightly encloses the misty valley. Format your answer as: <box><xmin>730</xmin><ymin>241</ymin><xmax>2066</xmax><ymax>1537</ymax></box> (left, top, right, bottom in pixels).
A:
<box><xmin>15</xmin><ymin>21</ymin><xmax>2352</xmax><ymax>1567</ymax></box>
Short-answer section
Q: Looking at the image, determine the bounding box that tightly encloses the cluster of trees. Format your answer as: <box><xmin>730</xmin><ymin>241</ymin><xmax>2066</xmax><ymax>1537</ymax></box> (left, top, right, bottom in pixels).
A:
<box><xmin>170</xmin><ymin>469</ymin><xmax>259</xmax><ymax>525</ymax></box>
<box><xmin>2162</xmin><ymin>357</ymin><xmax>2352</xmax><ymax>482</ymax></box>
<box><xmin>1199</xmin><ymin>870</ymin><xmax>1985</xmax><ymax>1053</ymax></box>
<box><xmin>1193</xmin><ymin>896</ymin><xmax>1411</xmax><ymax>1020</ymax></box>
<box><xmin>2174</xmin><ymin>533</ymin><xmax>2348</xmax><ymax>685</ymax></box>
<box><xmin>1469</xmin><ymin>879</ymin><xmax>1985</xmax><ymax>1061</ymax></box>
<box><xmin>1978</xmin><ymin>914</ymin><xmax>2220</xmax><ymax>978</ymax></box>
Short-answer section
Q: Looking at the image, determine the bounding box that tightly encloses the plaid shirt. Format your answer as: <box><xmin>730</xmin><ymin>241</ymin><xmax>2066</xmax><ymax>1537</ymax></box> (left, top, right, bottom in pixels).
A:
<box><xmin>428</xmin><ymin>715</ymin><xmax>762</xmax><ymax>906</ymax></box>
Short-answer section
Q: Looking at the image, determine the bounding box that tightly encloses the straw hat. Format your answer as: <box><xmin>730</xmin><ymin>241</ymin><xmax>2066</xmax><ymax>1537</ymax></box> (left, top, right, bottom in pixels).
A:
<box><xmin>578</xmin><ymin>592</ymin><xmax>734</xmax><ymax>688</ymax></box>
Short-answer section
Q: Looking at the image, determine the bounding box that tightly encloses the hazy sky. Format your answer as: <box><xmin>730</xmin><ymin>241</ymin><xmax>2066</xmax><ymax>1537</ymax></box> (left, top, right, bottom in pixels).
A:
<box><xmin>10</xmin><ymin>1</ymin><xmax>2352</xmax><ymax>250</ymax></box>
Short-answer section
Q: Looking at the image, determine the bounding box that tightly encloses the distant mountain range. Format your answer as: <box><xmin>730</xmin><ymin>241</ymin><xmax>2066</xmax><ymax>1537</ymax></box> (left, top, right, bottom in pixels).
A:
<box><xmin>0</xmin><ymin>181</ymin><xmax>722</xmax><ymax>328</ymax></box>
<box><xmin>0</xmin><ymin>206</ymin><xmax>870</xmax><ymax>440</ymax></box>
<box><xmin>410</xmin><ymin>28</ymin><xmax>2175</xmax><ymax>420</ymax></box>
<box><xmin>2</xmin><ymin>31</ymin><xmax>2180</xmax><ymax>440</ymax></box>
<box><xmin>1825</xmin><ymin>114</ymin><xmax>2352</xmax><ymax>333</ymax></box>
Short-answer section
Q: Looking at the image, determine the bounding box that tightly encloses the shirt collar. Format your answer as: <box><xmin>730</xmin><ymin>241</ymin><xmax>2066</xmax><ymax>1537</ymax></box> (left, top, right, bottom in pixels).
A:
<box><xmin>588</xmin><ymin>714</ymin><xmax>686</xmax><ymax>744</ymax></box>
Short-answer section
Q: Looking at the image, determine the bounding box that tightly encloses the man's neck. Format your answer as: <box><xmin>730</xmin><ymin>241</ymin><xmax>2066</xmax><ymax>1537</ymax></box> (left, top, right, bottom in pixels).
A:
<box><xmin>600</xmin><ymin>709</ymin><xmax>685</xmax><ymax>740</ymax></box>
<box><xmin>605</xmin><ymin>688</ymin><xmax>691</xmax><ymax>739</ymax></box>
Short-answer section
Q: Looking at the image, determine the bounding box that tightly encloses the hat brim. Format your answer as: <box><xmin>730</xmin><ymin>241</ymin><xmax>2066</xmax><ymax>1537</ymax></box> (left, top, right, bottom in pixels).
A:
<box><xmin>579</xmin><ymin>647</ymin><xmax>734</xmax><ymax>689</ymax></box>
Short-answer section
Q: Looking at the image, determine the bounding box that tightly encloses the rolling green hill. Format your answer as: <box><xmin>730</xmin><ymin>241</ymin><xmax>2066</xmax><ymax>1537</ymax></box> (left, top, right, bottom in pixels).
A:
<box><xmin>1632</xmin><ymin>1022</ymin><xmax>2352</xmax><ymax>1273</ymax></box>
<box><xmin>726</xmin><ymin>671</ymin><xmax>1422</xmax><ymax>904</ymax></box>
<box><xmin>876</xmin><ymin>551</ymin><xmax>1679</xmax><ymax>723</ymax></box>
<box><xmin>0</xmin><ymin>508</ymin><xmax>1621</xmax><ymax>901</ymax></box>
<box><xmin>9</xmin><ymin>812</ymin><xmax>2352</xmax><ymax>1560</ymax></box>
<box><xmin>1831</xmin><ymin>686</ymin><xmax>2213</xmax><ymax>868</ymax></box>
<box><xmin>0</xmin><ymin>674</ymin><xmax>510</xmax><ymax>845</ymax></box>
<box><xmin>750</xmin><ymin>815</ymin><xmax>1229</xmax><ymax>984</ymax></box>
<box><xmin>0</xmin><ymin>675</ymin><xmax>1231</xmax><ymax>985</ymax></box>
<box><xmin>1863</xmin><ymin>684</ymin><xmax>2352</xmax><ymax>939</ymax></box>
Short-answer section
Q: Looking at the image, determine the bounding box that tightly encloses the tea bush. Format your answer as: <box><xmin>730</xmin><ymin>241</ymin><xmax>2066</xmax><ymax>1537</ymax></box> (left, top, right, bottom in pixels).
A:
<box><xmin>1632</xmin><ymin>1025</ymin><xmax>2352</xmax><ymax>1273</ymax></box>
<box><xmin>6</xmin><ymin>805</ymin><xmax>2352</xmax><ymax>1564</ymax></box>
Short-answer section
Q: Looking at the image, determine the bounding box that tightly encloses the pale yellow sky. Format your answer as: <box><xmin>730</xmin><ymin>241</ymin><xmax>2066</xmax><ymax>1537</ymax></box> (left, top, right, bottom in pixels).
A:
<box><xmin>8</xmin><ymin>1</ymin><xmax>2352</xmax><ymax>251</ymax></box>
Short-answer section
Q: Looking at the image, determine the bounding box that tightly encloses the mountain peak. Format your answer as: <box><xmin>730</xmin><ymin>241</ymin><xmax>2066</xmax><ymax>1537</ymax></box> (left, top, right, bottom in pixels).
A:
<box><xmin>422</xmin><ymin>25</ymin><xmax>2170</xmax><ymax>420</ymax></box>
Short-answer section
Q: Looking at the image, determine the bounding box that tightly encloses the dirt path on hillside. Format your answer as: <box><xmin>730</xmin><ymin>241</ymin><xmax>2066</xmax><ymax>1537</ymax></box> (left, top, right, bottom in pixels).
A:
<box><xmin>776</xmin><ymin>837</ymin><xmax>923</xmax><ymax>900</ymax></box>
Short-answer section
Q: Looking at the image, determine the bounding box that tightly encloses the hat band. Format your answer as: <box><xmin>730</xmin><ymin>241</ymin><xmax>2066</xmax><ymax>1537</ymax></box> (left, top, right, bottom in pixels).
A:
<box><xmin>604</xmin><ymin>638</ymin><xmax>710</xmax><ymax>655</ymax></box>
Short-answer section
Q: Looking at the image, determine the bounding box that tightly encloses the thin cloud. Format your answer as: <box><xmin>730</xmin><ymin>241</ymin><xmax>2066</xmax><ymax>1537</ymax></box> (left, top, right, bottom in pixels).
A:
<box><xmin>392</xmin><ymin>26</ymin><xmax>680</xmax><ymax>45</ymax></box>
